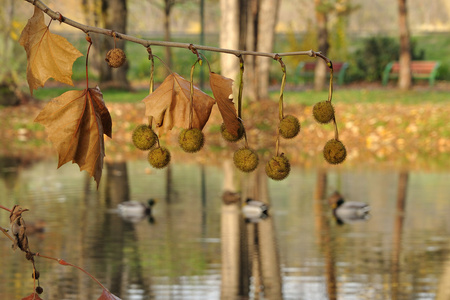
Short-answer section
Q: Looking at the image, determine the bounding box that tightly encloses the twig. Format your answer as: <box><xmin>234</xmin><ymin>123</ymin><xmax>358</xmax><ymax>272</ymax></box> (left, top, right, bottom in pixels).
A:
<box><xmin>24</xmin><ymin>0</ymin><xmax>328</xmax><ymax>62</ymax></box>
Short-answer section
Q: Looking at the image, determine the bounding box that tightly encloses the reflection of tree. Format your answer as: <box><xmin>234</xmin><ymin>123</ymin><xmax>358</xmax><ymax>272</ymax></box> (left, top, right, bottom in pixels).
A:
<box><xmin>391</xmin><ymin>171</ymin><xmax>408</xmax><ymax>300</ymax></box>
<box><xmin>313</xmin><ymin>169</ymin><xmax>337</xmax><ymax>300</ymax></box>
<box><xmin>220</xmin><ymin>167</ymin><xmax>283</xmax><ymax>299</ymax></box>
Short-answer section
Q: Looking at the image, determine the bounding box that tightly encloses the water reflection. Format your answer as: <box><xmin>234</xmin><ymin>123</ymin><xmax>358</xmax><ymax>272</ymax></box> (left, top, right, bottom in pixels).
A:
<box><xmin>1</xmin><ymin>156</ymin><xmax>450</xmax><ymax>299</ymax></box>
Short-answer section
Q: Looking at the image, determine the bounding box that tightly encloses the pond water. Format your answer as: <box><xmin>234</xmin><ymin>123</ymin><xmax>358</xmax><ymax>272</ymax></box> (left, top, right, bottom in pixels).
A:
<box><xmin>1</xmin><ymin>157</ymin><xmax>450</xmax><ymax>300</ymax></box>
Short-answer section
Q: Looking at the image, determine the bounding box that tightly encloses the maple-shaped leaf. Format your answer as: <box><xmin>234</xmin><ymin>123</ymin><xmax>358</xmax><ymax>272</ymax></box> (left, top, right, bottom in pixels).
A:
<box><xmin>22</xmin><ymin>293</ymin><xmax>43</xmax><ymax>300</ymax></box>
<box><xmin>143</xmin><ymin>73</ymin><xmax>216</xmax><ymax>134</ymax></box>
<box><xmin>35</xmin><ymin>87</ymin><xmax>112</xmax><ymax>187</ymax></box>
<box><xmin>98</xmin><ymin>289</ymin><xmax>122</xmax><ymax>300</ymax></box>
<box><xmin>19</xmin><ymin>6</ymin><xmax>83</xmax><ymax>95</ymax></box>
<box><xmin>209</xmin><ymin>72</ymin><xmax>240</xmax><ymax>137</ymax></box>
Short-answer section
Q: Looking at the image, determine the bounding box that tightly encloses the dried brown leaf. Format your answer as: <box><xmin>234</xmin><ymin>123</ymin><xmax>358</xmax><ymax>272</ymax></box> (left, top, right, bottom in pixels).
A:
<box><xmin>34</xmin><ymin>87</ymin><xmax>112</xmax><ymax>187</ymax></box>
<box><xmin>19</xmin><ymin>7</ymin><xmax>83</xmax><ymax>95</ymax></box>
<box><xmin>209</xmin><ymin>72</ymin><xmax>240</xmax><ymax>136</ymax></box>
<box><xmin>143</xmin><ymin>73</ymin><xmax>215</xmax><ymax>135</ymax></box>
<box><xmin>98</xmin><ymin>289</ymin><xmax>122</xmax><ymax>300</ymax></box>
<box><xmin>22</xmin><ymin>293</ymin><xmax>43</xmax><ymax>300</ymax></box>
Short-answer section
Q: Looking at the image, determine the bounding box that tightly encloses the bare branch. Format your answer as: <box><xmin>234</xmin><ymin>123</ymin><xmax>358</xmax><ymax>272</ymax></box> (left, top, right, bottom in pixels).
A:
<box><xmin>24</xmin><ymin>0</ymin><xmax>327</xmax><ymax>61</ymax></box>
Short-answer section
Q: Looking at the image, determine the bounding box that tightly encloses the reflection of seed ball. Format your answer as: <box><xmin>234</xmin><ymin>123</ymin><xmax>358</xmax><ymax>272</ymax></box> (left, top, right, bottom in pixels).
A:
<box><xmin>132</xmin><ymin>125</ymin><xmax>157</xmax><ymax>150</ymax></box>
<box><xmin>105</xmin><ymin>48</ymin><xmax>126</xmax><ymax>68</ymax></box>
<box><xmin>179</xmin><ymin>128</ymin><xmax>205</xmax><ymax>153</ymax></box>
<box><xmin>323</xmin><ymin>139</ymin><xmax>346</xmax><ymax>164</ymax></box>
<box><xmin>265</xmin><ymin>154</ymin><xmax>290</xmax><ymax>181</ymax></box>
<box><xmin>279</xmin><ymin>115</ymin><xmax>301</xmax><ymax>139</ymax></box>
<box><xmin>148</xmin><ymin>147</ymin><xmax>171</xmax><ymax>169</ymax></box>
<box><xmin>313</xmin><ymin>101</ymin><xmax>334</xmax><ymax>124</ymax></box>
<box><xmin>233</xmin><ymin>147</ymin><xmax>259</xmax><ymax>173</ymax></box>
<box><xmin>221</xmin><ymin>121</ymin><xmax>245</xmax><ymax>142</ymax></box>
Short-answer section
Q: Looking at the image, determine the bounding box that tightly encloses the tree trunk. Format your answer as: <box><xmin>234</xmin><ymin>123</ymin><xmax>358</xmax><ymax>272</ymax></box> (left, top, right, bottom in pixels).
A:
<box><xmin>100</xmin><ymin>0</ymin><xmax>130</xmax><ymax>89</ymax></box>
<box><xmin>164</xmin><ymin>0</ymin><xmax>173</xmax><ymax>74</ymax></box>
<box><xmin>219</xmin><ymin>0</ymin><xmax>240</xmax><ymax>81</ymax></box>
<box><xmin>314</xmin><ymin>0</ymin><xmax>329</xmax><ymax>91</ymax></box>
<box><xmin>256</xmin><ymin>0</ymin><xmax>280</xmax><ymax>100</ymax></box>
<box><xmin>397</xmin><ymin>0</ymin><xmax>412</xmax><ymax>90</ymax></box>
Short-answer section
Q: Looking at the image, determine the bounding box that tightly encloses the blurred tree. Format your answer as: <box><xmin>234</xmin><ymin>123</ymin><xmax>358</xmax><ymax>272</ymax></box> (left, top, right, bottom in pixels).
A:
<box><xmin>314</xmin><ymin>0</ymin><xmax>358</xmax><ymax>91</ymax></box>
<box><xmin>0</xmin><ymin>0</ymin><xmax>27</xmax><ymax>105</ymax></box>
<box><xmin>220</xmin><ymin>0</ymin><xmax>280</xmax><ymax>101</ymax></box>
<box><xmin>100</xmin><ymin>0</ymin><xmax>130</xmax><ymax>89</ymax></box>
<box><xmin>397</xmin><ymin>0</ymin><xmax>412</xmax><ymax>90</ymax></box>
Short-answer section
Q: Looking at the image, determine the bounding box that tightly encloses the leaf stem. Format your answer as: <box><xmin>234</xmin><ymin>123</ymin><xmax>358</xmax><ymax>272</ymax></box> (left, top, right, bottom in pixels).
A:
<box><xmin>238</xmin><ymin>55</ymin><xmax>244</xmax><ymax>119</ymax></box>
<box><xmin>275</xmin><ymin>55</ymin><xmax>286</xmax><ymax>121</ymax></box>
<box><xmin>147</xmin><ymin>47</ymin><xmax>154</xmax><ymax>94</ymax></box>
<box><xmin>0</xmin><ymin>204</ymin><xmax>12</xmax><ymax>212</ymax></box>
<box><xmin>85</xmin><ymin>34</ymin><xmax>92</xmax><ymax>90</ymax></box>
<box><xmin>0</xmin><ymin>226</ymin><xmax>14</xmax><ymax>242</ymax></box>
<box><xmin>35</xmin><ymin>253</ymin><xmax>109</xmax><ymax>291</ymax></box>
<box><xmin>189</xmin><ymin>59</ymin><xmax>199</xmax><ymax>129</ymax></box>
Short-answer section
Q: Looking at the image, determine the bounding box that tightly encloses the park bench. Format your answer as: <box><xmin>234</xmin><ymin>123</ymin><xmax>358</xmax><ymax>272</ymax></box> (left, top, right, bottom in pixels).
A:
<box><xmin>296</xmin><ymin>61</ymin><xmax>349</xmax><ymax>85</ymax></box>
<box><xmin>382</xmin><ymin>61</ymin><xmax>440</xmax><ymax>86</ymax></box>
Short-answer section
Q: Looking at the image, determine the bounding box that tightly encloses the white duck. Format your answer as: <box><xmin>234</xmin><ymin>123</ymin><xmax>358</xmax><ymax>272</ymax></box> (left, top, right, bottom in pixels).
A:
<box><xmin>117</xmin><ymin>199</ymin><xmax>156</xmax><ymax>223</ymax></box>
<box><xmin>242</xmin><ymin>198</ymin><xmax>269</xmax><ymax>223</ymax></box>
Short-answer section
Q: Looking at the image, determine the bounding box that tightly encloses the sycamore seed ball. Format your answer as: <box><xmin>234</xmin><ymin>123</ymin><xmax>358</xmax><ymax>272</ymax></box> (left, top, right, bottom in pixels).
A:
<box><xmin>132</xmin><ymin>125</ymin><xmax>157</xmax><ymax>150</ymax></box>
<box><xmin>179</xmin><ymin>128</ymin><xmax>205</xmax><ymax>153</ymax></box>
<box><xmin>323</xmin><ymin>139</ymin><xmax>347</xmax><ymax>164</ymax></box>
<box><xmin>233</xmin><ymin>147</ymin><xmax>259</xmax><ymax>173</ymax></box>
<box><xmin>265</xmin><ymin>154</ymin><xmax>290</xmax><ymax>181</ymax></box>
<box><xmin>221</xmin><ymin>121</ymin><xmax>245</xmax><ymax>142</ymax></box>
<box><xmin>105</xmin><ymin>48</ymin><xmax>126</xmax><ymax>68</ymax></box>
<box><xmin>279</xmin><ymin>115</ymin><xmax>301</xmax><ymax>139</ymax></box>
<box><xmin>148</xmin><ymin>147</ymin><xmax>171</xmax><ymax>169</ymax></box>
<box><xmin>313</xmin><ymin>101</ymin><xmax>335</xmax><ymax>124</ymax></box>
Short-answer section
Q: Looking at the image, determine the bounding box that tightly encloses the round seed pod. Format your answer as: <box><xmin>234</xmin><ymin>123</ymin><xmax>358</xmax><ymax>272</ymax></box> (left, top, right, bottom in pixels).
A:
<box><xmin>313</xmin><ymin>101</ymin><xmax>335</xmax><ymax>124</ymax></box>
<box><xmin>323</xmin><ymin>139</ymin><xmax>346</xmax><ymax>164</ymax></box>
<box><xmin>221</xmin><ymin>121</ymin><xmax>245</xmax><ymax>142</ymax></box>
<box><xmin>32</xmin><ymin>271</ymin><xmax>40</xmax><ymax>279</ymax></box>
<box><xmin>233</xmin><ymin>147</ymin><xmax>259</xmax><ymax>173</ymax></box>
<box><xmin>148</xmin><ymin>147</ymin><xmax>171</xmax><ymax>169</ymax></box>
<box><xmin>105</xmin><ymin>48</ymin><xmax>126</xmax><ymax>68</ymax></box>
<box><xmin>179</xmin><ymin>128</ymin><xmax>205</xmax><ymax>153</ymax></box>
<box><xmin>279</xmin><ymin>115</ymin><xmax>301</xmax><ymax>139</ymax></box>
<box><xmin>132</xmin><ymin>125</ymin><xmax>157</xmax><ymax>150</ymax></box>
<box><xmin>265</xmin><ymin>154</ymin><xmax>290</xmax><ymax>181</ymax></box>
<box><xmin>36</xmin><ymin>286</ymin><xmax>44</xmax><ymax>295</ymax></box>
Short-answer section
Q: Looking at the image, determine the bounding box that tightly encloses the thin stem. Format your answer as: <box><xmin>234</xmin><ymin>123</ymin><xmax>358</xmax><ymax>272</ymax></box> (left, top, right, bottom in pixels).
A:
<box><xmin>0</xmin><ymin>204</ymin><xmax>11</xmax><ymax>212</ymax></box>
<box><xmin>0</xmin><ymin>226</ymin><xmax>14</xmax><ymax>242</ymax></box>
<box><xmin>147</xmin><ymin>47</ymin><xmax>155</xmax><ymax>94</ymax></box>
<box><xmin>276</xmin><ymin>56</ymin><xmax>286</xmax><ymax>120</ymax></box>
<box><xmin>238</xmin><ymin>55</ymin><xmax>244</xmax><ymax>119</ymax></box>
<box><xmin>275</xmin><ymin>134</ymin><xmax>280</xmax><ymax>157</ymax></box>
<box><xmin>25</xmin><ymin>0</ymin><xmax>330</xmax><ymax>62</ymax></box>
<box><xmin>35</xmin><ymin>253</ymin><xmax>109</xmax><ymax>291</ymax></box>
<box><xmin>189</xmin><ymin>59</ymin><xmax>200</xmax><ymax>129</ymax></box>
<box><xmin>85</xmin><ymin>34</ymin><xmax>92</xmax><ymax>90</ymax></box>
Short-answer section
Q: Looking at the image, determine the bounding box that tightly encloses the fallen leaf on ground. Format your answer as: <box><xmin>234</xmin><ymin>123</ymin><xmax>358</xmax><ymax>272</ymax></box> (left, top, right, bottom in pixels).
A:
<box><xmin>34</xmin><ymin>87</ymin><xmax>112</xmax><ymax>187</ymax></box>
<box><xmin>19</xmin><ymin>6</ymin><xmax>83</xmax><ymax>95</ymax></box>
<box><xmin>143</xmin><ymin>73</ymin><xmax>216</xmax><ymax>135</ymax></box>
<box><xmin>98</xmin><ymin>289</ymin><xmax>122</xmax><ymax>300</ymax></box>
<box><xmin>209</xmin><ymin>72</ymin><xmax>240</xmax><ymax>136</ymax></box>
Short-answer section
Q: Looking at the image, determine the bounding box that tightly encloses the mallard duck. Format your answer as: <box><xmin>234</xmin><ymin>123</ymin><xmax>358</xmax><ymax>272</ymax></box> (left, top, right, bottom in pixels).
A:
<box><xmin>328</xmin><ymin>191</ymin><xmax>370</xmax><ymax>225</ymax></box>
<box><xmin>242</xmin><ymin>198</ymin><xmax>269</xmax><ymax>223</ymax></box>
<box><xmin>117</xmin><ymin>199</ymin><xmax>156</xmax><ymax>223</ymax></box>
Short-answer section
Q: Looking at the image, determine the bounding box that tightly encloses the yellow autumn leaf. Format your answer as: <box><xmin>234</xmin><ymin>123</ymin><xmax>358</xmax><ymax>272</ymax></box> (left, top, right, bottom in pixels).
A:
<box><xmin>143</xmin><ymin>73</ymin><xmax>216</xmax><ymax>135</ymax></box>
<box><xmin>34</xmin><ymin>87</ymin><xmax>112</xmax><ymax>187</ymax></box>
<box><xmin>19</xmin><ymin>6</ymin><xmax>83</xmax><ymax>95</ymax></box>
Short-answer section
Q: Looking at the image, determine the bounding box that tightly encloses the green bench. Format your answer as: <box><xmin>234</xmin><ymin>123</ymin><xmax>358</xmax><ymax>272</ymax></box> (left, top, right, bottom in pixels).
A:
<box><xmin>296</xmin><ymin>61</ymin><xmax>349</xmax><ymax>85</ymax></box>
<box><xmin>382</xmin><ymin>61</ymin><xmax>440</xmax><ymax>86</ymax></box>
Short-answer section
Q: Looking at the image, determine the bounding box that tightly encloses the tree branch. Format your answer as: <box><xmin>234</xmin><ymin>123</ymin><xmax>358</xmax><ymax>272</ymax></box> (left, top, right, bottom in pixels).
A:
<box><xmin>24</xmin><ymin>0</ymin><xmax>329</xmax><ymax>61</ymax></box>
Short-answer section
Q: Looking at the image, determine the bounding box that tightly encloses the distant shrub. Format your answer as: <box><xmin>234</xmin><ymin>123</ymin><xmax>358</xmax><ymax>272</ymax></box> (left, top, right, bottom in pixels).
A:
<box><xmin>346</xmin><ymin>36</ymin><xmax>424</xmax><ymax>82</ymax></box>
